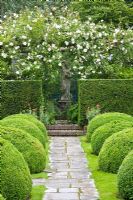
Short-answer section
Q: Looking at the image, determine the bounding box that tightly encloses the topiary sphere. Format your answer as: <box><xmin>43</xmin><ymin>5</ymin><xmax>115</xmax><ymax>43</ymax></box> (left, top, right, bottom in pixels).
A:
<box><xmin>0</xmin><ymin>118</ymin><xmax>46</xmax><ymax>147</ymax></box>
<box><xmin>0</xmin><ymin>138</ymin><xmax>32</xmax><ymax>200</ymax></box>
<box><xmin>91</xmin><ymin>120</ymin><xmax>133</xmax><ymax>155</ymax></box>
<box><xmin>118</xmin><ymin>150</ymin><xmax>133</xmax><ymax>200</ymax></box>
<box><xmin>0</xmin><ymin>125</ymin><xmax>46</xmax><ymax>173</ymax></box>
<box><xmin>98</xmin><ymin>128</ymin><xmax>133</xmax><ymax>173</ymax></box>
<box><xmin>4</xmin><ymin>114</ymin><xmax>48</xmax><ymax>141</ymax></box>
<box><xmin>87</xmin><ymin>112</ymin><xmax>133</xmax><ymax>142</ymax></box>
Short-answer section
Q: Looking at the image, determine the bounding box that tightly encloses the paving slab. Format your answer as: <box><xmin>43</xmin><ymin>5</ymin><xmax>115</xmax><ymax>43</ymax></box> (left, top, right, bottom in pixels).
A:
<box><xmin>43</xmin><ymin>137</ymin><xmax>99</xmax><ymax>200</ymax></box>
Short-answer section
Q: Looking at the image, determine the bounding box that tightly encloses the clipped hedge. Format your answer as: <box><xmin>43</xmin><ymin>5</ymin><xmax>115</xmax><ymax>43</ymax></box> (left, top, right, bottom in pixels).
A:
<box><xmin>98</xmin><ymin>128</ymin><xmax>133</xmax><ymax>173</ymax></box>
<box><xmin>87</xmin><ymin>112</ymin><xmax>133</xmax><ymax>141</ymax></box>
<box><xmin>0</xmin><ymin>125</ymin><xmax>46</xmax><ymax>173</ymax></box>
<box><xmin>118</xmin><ymin>150</ymin><xmax>133</xmax><ymax>200</ymax></box>
<box><xmin>0</xmin><ymin>118</ymin><xmax>46</xmax><ymax>147</ymax></box>
<box><xmin>78</xmin><ymin>79</ymin><xmax>133</xmax><ymax>125</ymax></box>
<box><xmin>91</xmin><ymin>120</ymin><xmax>133</xmax><ymax>155</ymax></box>
<box><xmin>4</xmin><ymin>114</ymin><xmax>48</xmax><ymax>141</ymax></box>
<box><xmin>0</xmin><ymin>138</ymin><xmax>32</xmax><ymax>200</ymax></box>
<box><xmin>1</xmin><ymin>80</ymin><xmax>43</xmax><ymax>119</ymax></box>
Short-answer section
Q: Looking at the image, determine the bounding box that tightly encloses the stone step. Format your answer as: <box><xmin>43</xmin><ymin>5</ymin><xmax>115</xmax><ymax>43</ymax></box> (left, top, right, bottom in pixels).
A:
<box><xmin>47</xmin><ymin>124</ymin><xmax>82</xmax><ymax>130</ymax></box>
<box><xmin>48</xmin><ymin>130</ymin><xmax>85</xmax><ymax>136</ymax></box>
<box><xmin>56</xmin><ymin>120</ymin><xmax>69</xmax><ymax>124</ymax></box>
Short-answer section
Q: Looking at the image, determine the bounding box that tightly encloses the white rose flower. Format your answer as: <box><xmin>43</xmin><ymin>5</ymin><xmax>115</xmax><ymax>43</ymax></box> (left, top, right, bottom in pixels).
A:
<box><xmin>23</xmin><ymin>42</ymin><xmax>27</xmax><ymax>46</ymax></box>
<box><xmin>0</xmin><ymin>42</ymin><xmax>3</xmax><ymax>46</ymax></box>
<box><xmin>65</xmin><ymin>41</ymin><xmax>69</xmax><ymax>46</ymax></box>
<box><xmin>1</xmin><ymin>52</ymin><xmax>7</xmax><ymax>58</ymax></box>
<box><xmin>121</xmin><ymin>47</ymin><xmax>125</xmax><ymax>51</ymax></box>
<box><xmin>9</xmin><ymin>42</ymin><xmax>14</xmax><ymax>46</ymax></box>
<box><xmin>48</xmin><ymin>47</ymin><xmax>51</xmax><ymax>51</ymax></box>
<box><xmin>83</xmin><ymin>49</ymin><xmax>87</xmax><ymax>53</ymax></box>
<box><xmin>26</xmin><ymin>66</ymin><xmax>30</xmax><ymax>70</ymax></box>
<box><xmin>16</xmin><ymin>71</ymin><xmax>20</xmax><ymax>74</ymax></box>
<box><xmin>27</xmin><ymin>24</ymin><xmax>32</xmax><ymax>30</ymax></box>
<box><xmin>51</xmin><ymin>44</ymin><xmax>56</xmax><ymax>48</ymax></box>
<box><xmin>54</xmin><ymin>24</ymin><xmax>62</xmax><ymax>29</ymax></box>
<box><xmin>13</xmin><ymin>13</ymin><xmax>19</xmax><ymax>18</ymax></box>
<box><xmin>21</xmin><ymin>62</ymin><xmax>26</xmax><ymax>66</ymax></box>
<box><xmin>36</xmin><ymin>55</ymin><xmax>43</xmax><ymax>59</ymax></box>
<box><xmin>77</xmin><ymin>44</ymin><xmax>83</xmax><ymax>50</ymax></box>
<box><xmin>21</xmin><ymin>35</ymin><xmax>27</xmax><ymax>39</ymax></box>
<box><xmin>34</xmin><ymin>61</ymin><xmax>37</xmax><ymax>65</ymax></box>
<box><xmin>71</xmin><ymin>38</ymin><xmax>75</xmax><ymax>44</ymax></box>
<box><xmin>108</xmin><ymin>54</ymin><xmax>113</xmax><ymax>61</ymax></box>
<box><xmin>58</xmin><ymin>63</ymin><xmax>62</xmax><ymax>66</ymax></box>
<box><xmin>98</xmin><ymin>33</ymin><xmax>102</xmax><ymax>38</ymax></box>
<box><xmin>113</xmin><ymin>39</ymin><xmax>118</xmax><ymax>43</ymax></box>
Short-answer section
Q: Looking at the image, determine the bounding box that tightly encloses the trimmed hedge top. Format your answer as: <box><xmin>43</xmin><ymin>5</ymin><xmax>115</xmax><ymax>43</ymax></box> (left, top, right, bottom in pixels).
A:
<box><xmin>91</xmin><ymin>119</ymin><xmax>133</xmax><ymax>155</ymax></box>
<box><xmin>98</xmin><ymin>128</ymin><xmax>133</xmax><ymax>173</ymax></box>
<box><xmin>118</xmin><ymin>150</ymin><xmax>133</xmax><ymax>200</ymax></box>
<box><xmin>87</xmin><ymin>112</ymin><xmax>133</xmax><ymax>141</ymax></box>
<box><xmin>0</xmin><ymin>138</ymin><xmax>32</xmax><ymax>200</ymax></box>
<box><xmin>1</xmin><ymin>80</ymin><xmax>43</xmax><ymax>119</ymax></box>
<box><xmin>0</xmin><ymin>118</ymin><xmax>46</xmax><ymax>147</ymax></box>
<box><xmin>0</xmin><ymin>125</ymin><xmax>46</xmax><ymax>173</ymax></box>
<box><xmin>78</xmin><ymin>79</ymin><xmax>133</xmax><ymax>125</ymax></box>
<box><xmin>4</xmin><ymin>114</ymin><xmax>48</xmax><ymax>141</ymax></box>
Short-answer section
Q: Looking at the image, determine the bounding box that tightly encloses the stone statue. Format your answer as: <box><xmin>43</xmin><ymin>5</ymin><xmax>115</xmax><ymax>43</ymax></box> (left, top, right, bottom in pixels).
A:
<box><xmin>60</xmin><ymin>60</ymin><xmax>71</xmax><ymax>101</ymax></box>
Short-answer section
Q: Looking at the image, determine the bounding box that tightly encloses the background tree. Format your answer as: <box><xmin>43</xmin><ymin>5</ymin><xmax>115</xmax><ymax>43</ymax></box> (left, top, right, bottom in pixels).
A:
<box><xmin>70</xmin><ymin>0</ymin><xmax>133</xmax><ymax>28</ymax></box>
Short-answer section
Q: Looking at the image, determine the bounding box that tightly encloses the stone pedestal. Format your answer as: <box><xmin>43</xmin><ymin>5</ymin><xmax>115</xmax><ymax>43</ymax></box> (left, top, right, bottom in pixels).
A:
<box><xmin>58</xmin><ymin>99</ymin><xmax>71</xmax><ymax>120</ymax></box>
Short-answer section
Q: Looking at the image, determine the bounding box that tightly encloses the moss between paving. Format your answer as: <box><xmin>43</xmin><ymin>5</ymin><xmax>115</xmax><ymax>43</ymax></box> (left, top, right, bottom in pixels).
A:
<box><xmin>80</xmin><ymin>136</ymin><xmax>123</xmax><ymax>200</ymax></box>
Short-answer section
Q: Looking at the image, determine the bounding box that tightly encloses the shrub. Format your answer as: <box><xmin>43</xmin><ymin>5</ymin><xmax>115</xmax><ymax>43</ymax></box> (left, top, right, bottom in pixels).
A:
<box><xmin>4</xmin><ymin>114</ymin><xmax>48</xmax><ymax>142</ymax></box>
<box><xmin>98</xmin><ymin>128</ymin><xmax>133</xmax><ymax>173</ymax></box>
<box><xmin>0</xmin><ymin>138</ymin><xmax>32</xmax><ymax>200</ymax></box>
<box><xmin>1</xmin><ymin>80</ymin><xmax>43</xmax><ymax>119</ymax></box>
<box><xmin>0</xmin><ymin>118</ymin><xmax>46</xmax><ymax>147</ymax></box>
<box><xmin>0</xmin><ymin>125</ymin><xmax>46</xmax><ymax>173</ymax></box>
<box><xmin>118</xmin><ymin>150</ymin><xmax>133</xmax><ymax>200</ymax></box>
<box><xmin>91</xmin><ymin>120</ymin><xmax>133</xmax><ymax>155</ymax></box>
<box><xmin>78</xmin><ymin>79</ymin><xmax>133</xmax><ymax>125</ymax></box>
<box><xmin>87</xmin><ymin>112</ymin><xmax>133</xmax><ymax>141</ymax></box>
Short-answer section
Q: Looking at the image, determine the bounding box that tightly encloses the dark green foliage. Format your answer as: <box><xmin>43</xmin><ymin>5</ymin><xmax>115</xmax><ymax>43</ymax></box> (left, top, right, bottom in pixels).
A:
<box><xmin>0</xmin><ymin>0</ymin><xmax>71</xmax><ymax>16</ymax></box>
<box><xmin>0</xmin><ymin>118</ymin><xmax>46</xmax><ymax>147</ymax></box>
<box><xmin>67</xmin><ymin>104</ymin><xmax>78</xmax><ymax>123</ymax></box>
<box><xmin>98</xmin><ymin>128</ymin><xmax>133</xmax><ymax>173</ymax></box>
<box><xmin>118</xmin><ymin>150</ymin><xmax>133</xmax><ymax>200</ymax></box>
<box><xmin>86</xmin><ymin>112</ymin><xmax>133</xmax><ymax>142</ymax></box>
<box><xmin>1</xmin><ymin>80</ymin><xmax>43</xmax><ymax>119</ymax></box>
<box><xmin>91</xmin><ymin>120</ymin><xmax>133</xmax><ymax>155</ymax></box>
<box><xmin>41</xmin><ymin>101</ymin><xmax>60</xmax><ymax>125</ymax></box>
<box><xmin>78</xmin><ymin>79</ymin><xmax>133</xmax><ymax>125</ymax></box>
<box><xmin>4</xmin><ymin>114</ymin><xmax>48</xmax><ymax>142</ymax></box>
<box><xmin>0</xmin><ymin>125</ymin><xmax>46</xmax><ymax>173</ymax></box>
<box><xmin>71</xmin><ymin>0</ymin><xmax>133</xmax><ymax>27</ymax></box>
<box><xmin>0</xmin><ymin>138</ymin><xmax>32</xmax><ymax>200</ymax></box>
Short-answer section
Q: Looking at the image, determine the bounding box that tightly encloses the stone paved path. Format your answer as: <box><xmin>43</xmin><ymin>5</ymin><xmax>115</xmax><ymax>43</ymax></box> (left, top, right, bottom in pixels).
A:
<box><xmin>43</xmin><ymin>137</ymin><xmax>99</xmax><ymax>200</ymax></box>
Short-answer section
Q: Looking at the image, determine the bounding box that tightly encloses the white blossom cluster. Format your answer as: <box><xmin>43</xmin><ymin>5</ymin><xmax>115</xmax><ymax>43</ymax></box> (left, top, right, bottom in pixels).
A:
<box><xmin>0</xmin><ymin>8</ymin><xmax>133</xmax><ymax>80</ymax></box>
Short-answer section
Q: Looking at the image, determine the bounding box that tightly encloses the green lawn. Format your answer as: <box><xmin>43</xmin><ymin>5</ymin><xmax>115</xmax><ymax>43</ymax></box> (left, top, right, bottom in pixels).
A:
<box><xmin>80</xmin><ymin>136</ymin><xmax>123</xmax><ymax>200</ymax></box>
<box><xmin>31</xmin><ymin>172</ymin><xmax>48</xmax><ymax>179</ymax></box>
<box><xmin>31</xmin><ymin>185</ymin><xmax>46</xmax><ymax>200</ymax></box>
